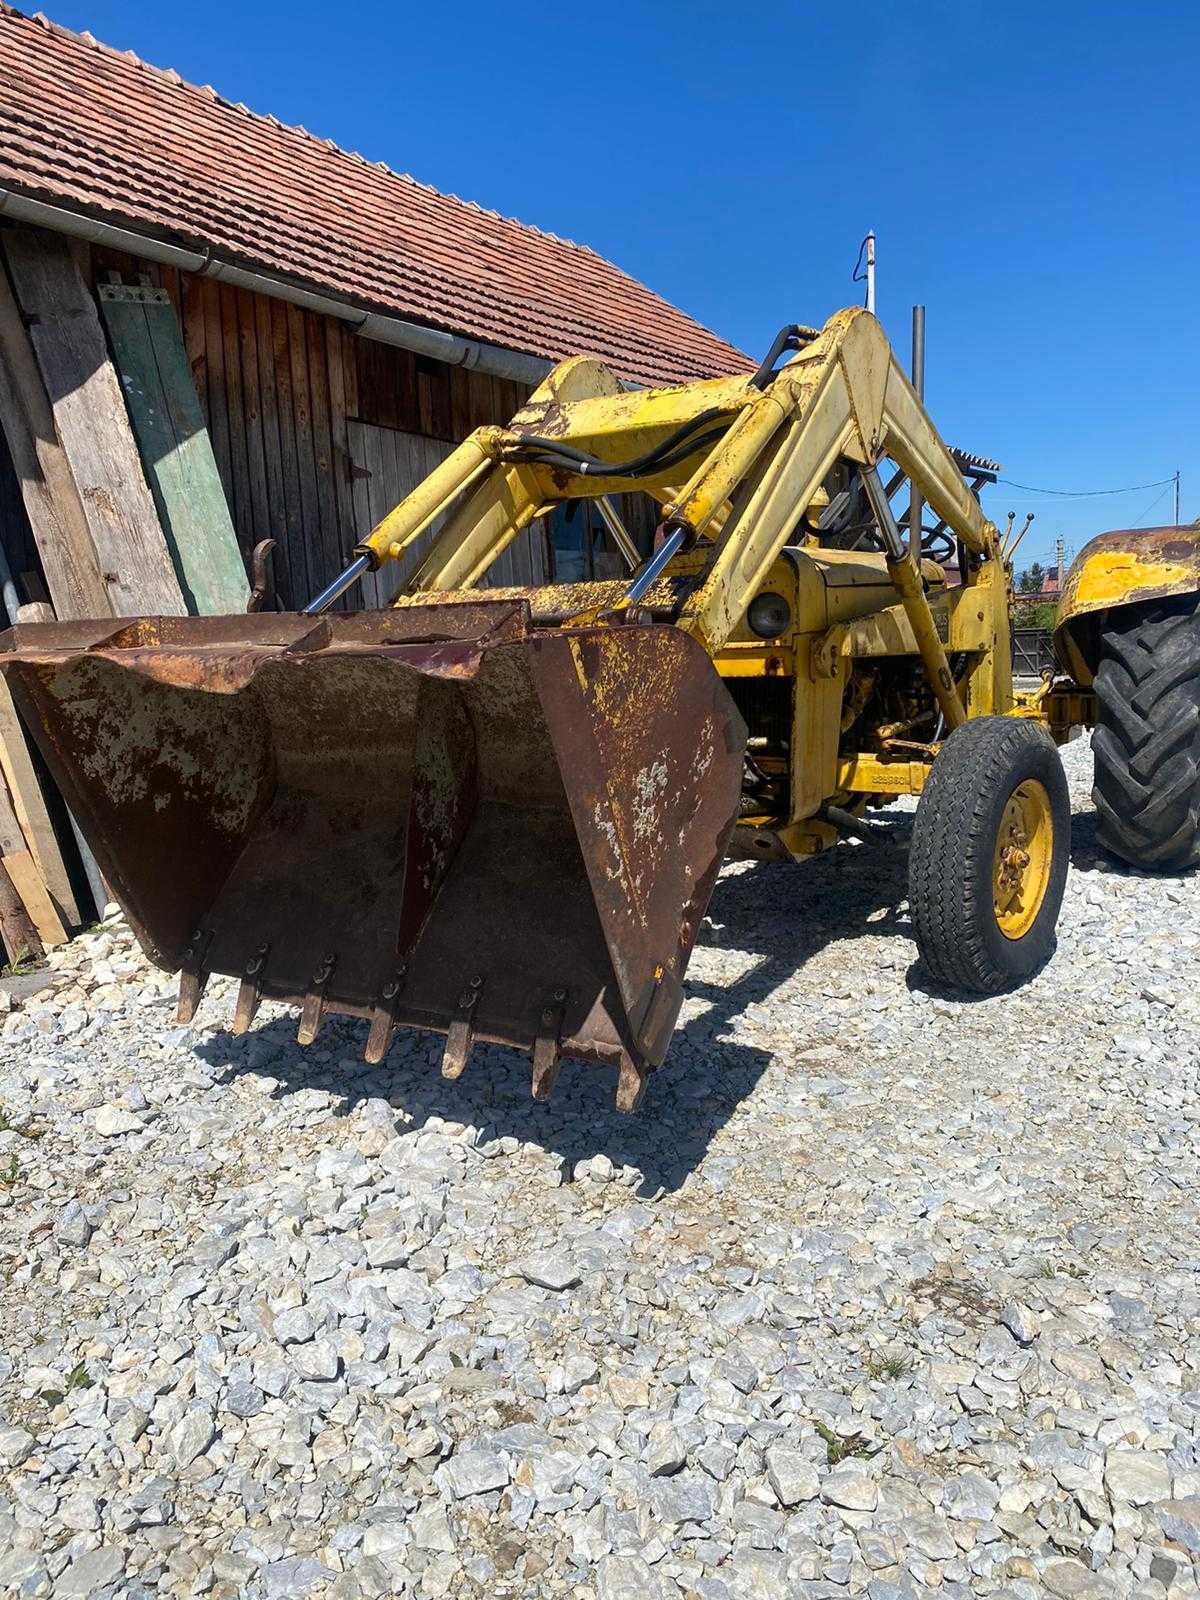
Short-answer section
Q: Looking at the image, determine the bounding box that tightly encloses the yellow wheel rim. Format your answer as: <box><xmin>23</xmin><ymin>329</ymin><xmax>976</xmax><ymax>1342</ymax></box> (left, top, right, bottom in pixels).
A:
<box><xmin>992</xmin><ymin>779</ymin><xmax>1054</xmax><ymax>940</ymax></box>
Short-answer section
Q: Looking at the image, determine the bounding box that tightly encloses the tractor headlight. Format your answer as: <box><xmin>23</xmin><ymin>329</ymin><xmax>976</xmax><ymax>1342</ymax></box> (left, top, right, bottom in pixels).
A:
<box><xmin>747</xmin><ymin>591</ymin><xmax>791</xmax><ymax>639</ymax></box>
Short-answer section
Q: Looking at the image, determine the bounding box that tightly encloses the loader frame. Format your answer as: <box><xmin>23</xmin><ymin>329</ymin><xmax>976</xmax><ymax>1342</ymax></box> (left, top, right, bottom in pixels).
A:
<box><xmin>336</xmin><ymin>308</ymin><xmax>1019</xmax><ymax>856</ymax></box>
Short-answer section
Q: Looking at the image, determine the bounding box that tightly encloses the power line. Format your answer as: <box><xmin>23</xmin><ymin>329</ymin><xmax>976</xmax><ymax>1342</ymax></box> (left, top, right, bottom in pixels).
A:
<box><xmin>995</xmin><ymin>474</ymin><xmax>1176</xmax><ymax>498</ymax></box>
<box><xmin>1131</xmin><ymin>483</ymin><xmax>1174</xmax><ymax>528</ymax></box>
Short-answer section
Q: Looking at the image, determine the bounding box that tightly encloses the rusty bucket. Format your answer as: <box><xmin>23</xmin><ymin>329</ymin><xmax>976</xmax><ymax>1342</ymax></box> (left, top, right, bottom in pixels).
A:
<box><xmin>0</xmin><ymin>604</ymin><xmax>745</xmax><ymax>1108</ymax></box>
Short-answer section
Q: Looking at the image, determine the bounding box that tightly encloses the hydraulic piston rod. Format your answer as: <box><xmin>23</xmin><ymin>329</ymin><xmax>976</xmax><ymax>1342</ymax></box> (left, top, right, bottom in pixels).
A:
<box><xmin>861</xmin><ymin>464</ymin><xmax>965</xmax><ymax>733</ymax></box>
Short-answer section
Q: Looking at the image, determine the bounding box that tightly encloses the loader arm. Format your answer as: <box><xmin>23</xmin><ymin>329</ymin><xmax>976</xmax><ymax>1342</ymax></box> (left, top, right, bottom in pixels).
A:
<box><xmin>354</xmin><ymin>311</ymin><xmax>996</xmax><ymax>614</ymax></box>
<box><xmin>350</xmin><ymin>308</ymin><xmax>1001</xmax><ymax>726</ymax></box>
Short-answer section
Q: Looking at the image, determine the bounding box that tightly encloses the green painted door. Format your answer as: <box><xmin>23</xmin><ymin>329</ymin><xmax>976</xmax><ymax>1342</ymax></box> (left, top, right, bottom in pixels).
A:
<box><xmin>99</xmin><ymin>283</ymin><xmax>249</xmax><ymax>615</ymax></box>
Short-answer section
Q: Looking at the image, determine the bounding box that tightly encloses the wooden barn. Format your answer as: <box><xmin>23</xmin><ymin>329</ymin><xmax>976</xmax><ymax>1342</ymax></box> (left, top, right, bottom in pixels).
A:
<box><xmin>0</xmin><ymin>4</ymin><xmax>746</xmax><ymax>951</ymax></box>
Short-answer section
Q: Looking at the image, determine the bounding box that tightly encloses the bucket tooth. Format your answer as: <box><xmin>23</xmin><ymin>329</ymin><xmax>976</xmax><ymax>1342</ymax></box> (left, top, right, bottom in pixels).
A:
<box><xmin>232</xmin><ymin>944</ymin><xmax>269</xmax><ymax>1036</ymax></box>
<box><xmin>364</xmin><ymin>970</ymin><xmax>406</xmax><ymax>1064</ymax></box>
<box><xmin>531</xmin><ymin>989</ymin><xmax>567</xmax><ymax>1102</ymax></box>
<box><xmin>297</xmin><ymin>953</ymin><xmax>336</xmax><ymax>1046</ymax></box>
<box><xmin>441</xmin><ymin>975</ymin><xmax>483</xmax><ymax>1080</ymax></box>
<box><xmin>176</xmin><ymin>929</ymin><xmax>213</xmax><ymax>1024</ymax></box>
<box><xmin>615</xmin><ymin>1057</ymin><xmax>648</xmax><ymax>1114</ymax></box>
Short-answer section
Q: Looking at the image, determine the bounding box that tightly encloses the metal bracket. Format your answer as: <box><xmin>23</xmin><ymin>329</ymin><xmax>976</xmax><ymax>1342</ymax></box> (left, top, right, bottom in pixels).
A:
<box><xmin>441</xmin><ymin>975</ymin><xmax>483</xmax><ymax>1080</ymax></box>
<box><xmin>176</xmin><ymin>928</ymin><xmax>213</xmax><ymax>1024</ymax></box>
<box><xmin>531</xmin><ymin>989</ymin><xmax>567</xmax><ymax>1101</ymax></box>
<box><xmin>364</xmin><ymin>968</ymin><xmax>406</xmax><ymax>1064</ymax></box>
<box><xmin>232</xmin><ymin>943</ymin><xmax>269</xmax><ymax>1035</ymax></box>
<box><xmin>810</xmin><ymin>625</ymin><xmax>847</xmax><ymax>681</ymax></box>
<box><xmin>297</xmin><ymin>952</ymin><xmax>336</xmax><ymax>1046</ymax></box>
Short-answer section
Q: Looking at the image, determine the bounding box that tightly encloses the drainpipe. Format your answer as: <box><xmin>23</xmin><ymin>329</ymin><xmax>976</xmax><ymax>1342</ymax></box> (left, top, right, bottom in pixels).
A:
<box><xmin>0</xmin><ymin>187</ymin><xmax>552</xmax><ymax>387</ymax></box>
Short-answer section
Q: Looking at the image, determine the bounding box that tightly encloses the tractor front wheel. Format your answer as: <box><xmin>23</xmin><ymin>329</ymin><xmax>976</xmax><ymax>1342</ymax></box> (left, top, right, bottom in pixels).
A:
<box><xmin>909</xmin><ymin>717</ymin><xmax>1070</xmax><ymax>993</ymax></box>
<box><xmin>1092</xmin><ymin>598</ymin><xmax>1200</xmax><ymax>872</ymax></box>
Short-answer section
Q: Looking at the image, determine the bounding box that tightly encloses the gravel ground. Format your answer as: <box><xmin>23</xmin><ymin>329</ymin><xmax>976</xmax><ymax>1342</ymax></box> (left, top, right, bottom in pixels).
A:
<box><xmin>1</xmin><ymin>732</ymin><xmax>1198</xmax><ymax>1600</ymax></box>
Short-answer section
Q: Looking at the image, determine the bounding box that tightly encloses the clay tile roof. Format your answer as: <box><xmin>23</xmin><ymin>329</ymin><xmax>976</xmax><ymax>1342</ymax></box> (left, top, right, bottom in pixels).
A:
<box><xmin>0</xmin><ymin>6</ymin><xmax>751</xmax><ymax>387</ymax></box>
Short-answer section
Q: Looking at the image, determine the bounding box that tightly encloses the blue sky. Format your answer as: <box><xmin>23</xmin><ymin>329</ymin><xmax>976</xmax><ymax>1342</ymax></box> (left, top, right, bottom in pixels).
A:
<box><xmin>50</xmin><ymin>0</ymin><xmax>1200</xmax><ymax>570</ymax></box>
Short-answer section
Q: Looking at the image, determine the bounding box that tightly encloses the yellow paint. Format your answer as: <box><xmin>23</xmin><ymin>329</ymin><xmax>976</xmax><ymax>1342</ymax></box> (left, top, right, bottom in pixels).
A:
<box><xmin>567</xmin><ymin>636</ymin><xmax>588</xmax><ymax>692</ymax></box>
<box><xmin>1067</xmin><ymin>551</ymin><xmax>1192</xmax><ymax>609</ymax></box>
<box><xmin>836</xmin><ymin>753</ymin><xmax>932</xmax><ymax>795</ymax></box>
<box><xmin>992</xmin><ymin>779</ymin><xmax>1053</xmax><ymax>938</ymax></box>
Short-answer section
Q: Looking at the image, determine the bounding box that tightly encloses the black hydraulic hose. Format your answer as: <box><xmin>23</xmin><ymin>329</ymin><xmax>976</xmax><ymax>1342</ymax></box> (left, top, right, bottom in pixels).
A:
<box><xmin>505</xmin><ymin>323</ymin><xmax>817</xmax><ymax>483</ymax></box>
<box><xmin>749</xmin><ymin>324</ymin><xmax>819</xmax><ymax>390</ymax></box>
<box><xmin>508</xmin><ymin>407</ymin><xmax>729</xmax><ymax>477</ymax></box>
<box><xmin>516</xmin><ymin>426</ymin><xmax>730</xmax><ymax>481</ymax></box>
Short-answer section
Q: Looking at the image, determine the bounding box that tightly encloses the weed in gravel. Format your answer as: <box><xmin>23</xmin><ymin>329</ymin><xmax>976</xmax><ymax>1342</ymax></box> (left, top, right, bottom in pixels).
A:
<box><xmin>812</xmin><ymin>1418</ymin><xmax>884</xmax><ymax>1465</ymax></box>
<box><xmin>865</xmin><ymin>1353</ymin><xmax>912</xmax><ymax>1381</ymax></box>
<box><xmin>0</xmin><ymin>1107</ymin><xmax>45</xmax><ymax>1140</ymax></box>
<box><xmin>39</xmin><ymin>1362</ymin><xmax>93</xmax><ymax>1408</ymax></box>
<box><xmin>0</xmin><ymin>948</ymin><xmax>41</xmax><ymax>978</ymax></box>
<box><xmin>1033</xmin><ymin>1257</ymin><xmax>1086</xmax><ymax>1281</ymax></box>
<box><xmin>0</xmin><ymin>1152</ymin><xmax>20</xmax><ymax>1188</ymax></box>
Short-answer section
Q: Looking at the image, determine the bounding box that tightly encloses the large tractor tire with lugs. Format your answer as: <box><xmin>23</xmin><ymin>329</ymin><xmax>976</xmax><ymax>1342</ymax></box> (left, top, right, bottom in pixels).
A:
<box><xmin>909</xmin><ymin>717</ymin><xmax>1070</xmax><ymax>993</ymax></box>
<box><xmin>1092</xmin><ymin>597</ymin><xmax>1200</xmax><ymax>872</ymax></box>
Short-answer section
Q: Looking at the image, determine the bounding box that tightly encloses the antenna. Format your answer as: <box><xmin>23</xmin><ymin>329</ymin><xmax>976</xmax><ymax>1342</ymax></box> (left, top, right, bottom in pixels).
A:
<box><xmin>853</xmin><ymin>232</ymin><xmax>876</xmax><ymax>315</ymax></box>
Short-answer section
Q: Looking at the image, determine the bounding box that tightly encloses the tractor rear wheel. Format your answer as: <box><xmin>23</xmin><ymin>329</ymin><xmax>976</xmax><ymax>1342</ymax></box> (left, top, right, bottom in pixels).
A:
<box><xmin>909</xmin><ymin>717</ymin><xmax>1070</xmax><ymax>993</ymax></box>
<box><xmin>1092</xmin><ymin>597</ymin><xmax>1200</xmax><ymax>872</ymax></box>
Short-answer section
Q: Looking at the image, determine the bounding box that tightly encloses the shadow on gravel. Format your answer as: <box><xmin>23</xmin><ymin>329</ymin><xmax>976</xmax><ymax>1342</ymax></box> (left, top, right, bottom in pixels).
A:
<box><xmin>1068</xmin><ymin>807</ymin><xmax>1166</xmax><ymax>879</ymax></box>
<box><xmin>194</xmin><ymin>800</ymin><xmax>1121</xmax><ymax>1180</ymax></box>
<box><xmin>194</xmin><ymin>814</ymin><xmax>923</xmax><ymax>1189</ymax></box>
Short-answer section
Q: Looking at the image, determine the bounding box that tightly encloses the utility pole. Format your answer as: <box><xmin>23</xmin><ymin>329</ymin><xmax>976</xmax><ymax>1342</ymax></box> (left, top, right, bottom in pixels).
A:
<box><xmin>1055</xmin><ymin>536</ymin><xmax>1065</xmax><ymax>591</ymax></box>
<box><xmin>1175</xmin><ymin>470</ymin><xmax>1181</xmax><ymax>525</ymax></box>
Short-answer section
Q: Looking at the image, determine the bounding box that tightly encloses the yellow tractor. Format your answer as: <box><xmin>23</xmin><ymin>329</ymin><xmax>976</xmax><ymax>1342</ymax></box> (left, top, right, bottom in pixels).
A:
<box><xmin>1</xmin><ymin>309</ymin><xmax>1194</xmax><ymax>1108</ymax></box>
<box><xmin>1054</xmin><ymin>526</ymin><xmax>1200</xmax><ymax>871</ymax></box>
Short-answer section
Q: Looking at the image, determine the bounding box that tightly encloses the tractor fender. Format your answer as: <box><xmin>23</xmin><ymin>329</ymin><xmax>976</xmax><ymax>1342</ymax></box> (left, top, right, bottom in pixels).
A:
<box><xmin>1053</xmin><ymin>525</ymin><xmax>1200</xmax><ymax>686</ymax></box>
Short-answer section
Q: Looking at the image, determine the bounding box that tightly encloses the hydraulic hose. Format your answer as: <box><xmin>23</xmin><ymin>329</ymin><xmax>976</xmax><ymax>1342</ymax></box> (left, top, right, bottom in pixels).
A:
<box><xmin>508</xmin><ymin>408</ymin><xmax>730</xmax><ymax>479</ymax></box>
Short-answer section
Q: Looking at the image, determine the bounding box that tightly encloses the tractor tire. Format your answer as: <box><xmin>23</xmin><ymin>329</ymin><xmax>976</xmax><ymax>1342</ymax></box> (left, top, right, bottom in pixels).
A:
<box><xmin>909</xmin><ymin>717</ymin><xmax>1070</xmax><ymax>994</ymax></box>
<box><xmin>1091</xmin><ymin>598</ymin><xmax>1200</xmax><ymax>872</ymax></box>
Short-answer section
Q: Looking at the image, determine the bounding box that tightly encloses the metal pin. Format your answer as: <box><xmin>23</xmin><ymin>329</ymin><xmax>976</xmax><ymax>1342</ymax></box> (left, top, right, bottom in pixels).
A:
<box><xmin>364</xmin><ymin>969</ymin><xmax>405</xmax><ymax>1064</ymax></box>
<box><xmin>441</xmin><ymin>975</ymin><xmax>483</xmax><ymax>1080</ymax></box>
<box><xmin>531</xmin><ymin>988</ymin><xmax>567</xmax><ymax>1102</ymax></box>
<box><xmin>297</xmin><ymin>952</ymin><xmax>336</xmax><ymax>1046</ymax></box>
<box><xmin>176</xmin><ymin>928</ymin><xmax>213</xmax><ymax>1025</ymax></box>
<box><xmin>232</xmin><ymin>943</ymin><xmax>269</xmax><ymax>1035</ymax></box>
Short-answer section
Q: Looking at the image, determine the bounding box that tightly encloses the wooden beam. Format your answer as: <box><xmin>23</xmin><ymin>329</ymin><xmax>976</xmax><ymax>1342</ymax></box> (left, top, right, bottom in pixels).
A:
<box><xmin>0</xmin><ymin>675</ymin><xmax>80</xmax><ymax>927</ymax></box>
<box><xmin>0</xmin><ymin>771</ymin><xmax>64</xmax><ymax>950</ymax></box>
<box><xmin>0</xmin><ymin>859</ymin><xmax>43</xmax><ymax>963</ymax></box>
<box><xmin>2</xmin><ymin>226</ymin><xmax>185</xmax><ymax>617</ymax></box>
<box><xmin>0</xmin><ymin>257</ymin><xmax>112</xmax><ymax>619</ymax></box>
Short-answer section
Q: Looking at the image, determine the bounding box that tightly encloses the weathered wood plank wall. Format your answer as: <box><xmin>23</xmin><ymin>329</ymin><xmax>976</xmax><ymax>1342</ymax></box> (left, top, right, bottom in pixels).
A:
<box><xmin>87</xmin><ymin>249</ymin><xmax>533</xmax><ymax>611</ymax></box>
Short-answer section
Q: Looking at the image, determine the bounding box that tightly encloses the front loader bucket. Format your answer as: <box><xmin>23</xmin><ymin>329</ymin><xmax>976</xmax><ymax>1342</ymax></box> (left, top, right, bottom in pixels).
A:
<box><xmin>0</xmin><ymin>605</ymin><xmax>745</xmax><ymax>1109</ymax></box>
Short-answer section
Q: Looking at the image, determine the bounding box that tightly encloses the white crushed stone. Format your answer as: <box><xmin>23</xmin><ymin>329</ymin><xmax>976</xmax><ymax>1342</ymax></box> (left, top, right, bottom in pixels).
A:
<box><xmin>0</xmin><ymin>734</ymin><xmax>1197</xmax><ymax>1599</ymax></box>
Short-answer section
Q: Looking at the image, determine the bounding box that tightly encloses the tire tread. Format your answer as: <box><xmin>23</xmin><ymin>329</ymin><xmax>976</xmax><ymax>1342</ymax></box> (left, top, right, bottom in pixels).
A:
<box><xmin>1092</xmin><ymin>599</ymin><xmax>1200</xmax><ymax>872</ymax></box>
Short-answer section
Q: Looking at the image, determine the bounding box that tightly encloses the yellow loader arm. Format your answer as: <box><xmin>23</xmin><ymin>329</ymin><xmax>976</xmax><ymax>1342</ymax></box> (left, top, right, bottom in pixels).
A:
<box><xmin>339</xmin><ymin>309</ymin><xmax>1002</xmax><ymax>731</ymax></box>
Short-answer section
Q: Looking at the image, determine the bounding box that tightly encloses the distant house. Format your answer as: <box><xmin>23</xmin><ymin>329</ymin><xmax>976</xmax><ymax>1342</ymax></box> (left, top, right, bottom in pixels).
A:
<box><xmin>1041</xmin><ymin>566</ymin><xmax>1061</xmax><ymax>595</ymax></box>
<box><xmin>0</xmin><ymin>4</ymin><xmax>748</xmax><ymax>616</ymax></box>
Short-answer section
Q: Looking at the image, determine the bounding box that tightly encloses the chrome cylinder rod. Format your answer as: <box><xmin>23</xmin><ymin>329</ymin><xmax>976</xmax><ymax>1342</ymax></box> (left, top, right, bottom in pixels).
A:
<box><xmin>302</xmin><ymin>553</ymin><xmax>372</xmax><ymax>615</ymax></box>
<box><xmin>624</xmin><ymin>525</ymin><xmax>687</xmax><ymax>607</ymax></box>
<box><xmin>595</xmin><ymin>496</ymin><xmax>642</xmax><ymax>571</ymax></box>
